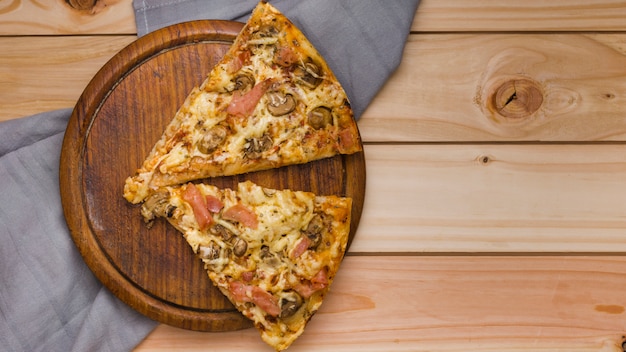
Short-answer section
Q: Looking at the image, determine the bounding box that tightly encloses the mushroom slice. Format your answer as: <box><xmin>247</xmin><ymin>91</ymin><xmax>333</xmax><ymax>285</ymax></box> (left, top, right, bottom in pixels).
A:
<box><xmin>244</xmin><ymin>134</ymin><xmax>273</xmax><ymax>159</ymax></box>
<box><xmin>307</xmin><ymin>106</ymin><xmax>333</xmax><ymax>130</ymax></box>
<box><xmin>267</xmin><ymin>91</ymin><xmax>296</xmax><ymax>116</ymax></box>
<box><xmin>211</xmin><ymin>223</ymin><xmax>235</xmax><ymax>241</ymax></box>
<box><xmin>247</xmin><ymin>25</ymin><xmax>279</xmax><ymax>45</ymax></box>
<box><xmin>197</xmin><ymin>124</ymin><xmax>228</xmax><ymax>154</ymax></box>
<box><xmin>293</xmin><ymin>61</ymin><xmax>322</xmax><ymax>89</ymax></box>
<box><xmin>259</xmin><ymin>245</ymin><xmax>280</xmax><ymax>267</ymax></box>
<box><xmin>141</xmin><ymin>189</ymin><xmax>176</xmax><ymax>226</ymax></box>
<box><xmin>232</xmin><ymin>73</ymin><xmax>255</xmax><ymax>93</ymax></box>
<box><xmin>255</xmin><ymin>24</ymin><xmax>278</xmax><ymax>38</ymax></box>
<box><xmin>232</xmin><ymin>237</ymin><xmax>248</xmax><ymax>257</ymax></box>
<box><xmin>198</xmin><ymin>241</ymin><xmax>221</xmax><ymax>260</ymax></box>
<box><xmin>280</xmin><ymin>291</ymin><xmax>304</xmax><ymax>319</ymax></box>
<box><xmin>303</xmin><ymin>214</ymin><xmax>326</xmax><ymax>249</ymax></box>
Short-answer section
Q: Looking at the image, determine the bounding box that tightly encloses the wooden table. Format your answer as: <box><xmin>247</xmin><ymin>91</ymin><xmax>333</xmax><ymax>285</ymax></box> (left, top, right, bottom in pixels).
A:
<box><xmin>3</xmin><ymin>1</ymin><xmax>626</xmax><ymax>351</ymax></box>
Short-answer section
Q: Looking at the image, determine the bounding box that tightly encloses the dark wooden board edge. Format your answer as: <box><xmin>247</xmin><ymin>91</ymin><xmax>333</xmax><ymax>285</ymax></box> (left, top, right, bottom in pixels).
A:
<box><xmin>344</xmin><ymin>151</ymin><xmax>366</xmax><ymax>251</ymax></box>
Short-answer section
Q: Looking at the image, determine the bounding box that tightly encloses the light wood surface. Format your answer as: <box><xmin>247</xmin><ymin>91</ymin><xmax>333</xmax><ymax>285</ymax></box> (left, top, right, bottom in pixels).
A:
<box><xmin>137</xmin><ymin>256</ymin><xmax>626</xmax><ymax>352</ymax></box>
<box><xmin>3</xmin><ymin>0</ymin><xmax>626</xmax><ymax>351</ymax></box>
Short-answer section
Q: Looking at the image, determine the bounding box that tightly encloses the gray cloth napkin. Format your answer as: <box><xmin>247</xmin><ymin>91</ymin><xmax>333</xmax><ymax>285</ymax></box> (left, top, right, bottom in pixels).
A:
<box><xmin>0</xmin><ymin>109</ymin><xmax>157</xmax><ymax>352</ymax></box>
<box><xmin>1</xmin><ymin>1</ymin><xmax>419</xmax><ymax>351</ymax></box>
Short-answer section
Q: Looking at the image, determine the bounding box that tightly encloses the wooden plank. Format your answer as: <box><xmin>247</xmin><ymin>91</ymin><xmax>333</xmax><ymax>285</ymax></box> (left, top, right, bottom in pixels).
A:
<box><xmin>413</xmin><ymin>0</ymin><xmax>626</xmax><ymax>32</ymax></box>
<box><xmin>360</xmin><ymin>33</ymin><xmax>626</xmax><ymax>142</ymax></box>
<box><xmin>0</xmin><ymin>0</ymin><xmax>136</xmax><ymax>35</ymax></box>
<box><xmin>4</xmin><ymin>33</ymin><xmax>626</xmax><ymax>143</ymax></box>
<box><xmin>3</xmin><ymin>0</ymin><xmax>626</xmax><ymax>35</ymax></box>
<box><xmin>134</xmin><ymin>255</ymin><xmax>626</xmax><ymax>351</ymax></box>
<box><xmin>352</xmin><ymin>144</ymin><xmax>626</xmax><ymax>254</ymax></box>
<box><xmin>0</xmin><ymin>35</ymin><xmax>135</xmax><ymax>121</ymax></box>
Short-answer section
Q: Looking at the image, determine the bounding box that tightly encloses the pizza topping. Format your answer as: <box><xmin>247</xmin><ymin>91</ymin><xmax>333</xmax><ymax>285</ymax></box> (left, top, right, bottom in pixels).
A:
<box><xmin>197</xmin><ymin>124</ymin><xmax>228</xmax><ymax>154</ymax></box>
<box><xmin>292</xmin><ymin>280</ymin><xmax>315</xmax><ymax>299</ymax></box>
<box><xmin>259</xmin><ymin>245</ymin><xmax>280</xmax><ymax>266</ymax></box>
<box><xmin>244</xmin><ymin>134</ymin><xmax>273</xmax><ymax>159</ymax></box>
<box><xmin>292</xmin><ymin>268</ymin><xmax>329</xmax><ymax>299</ymax></box>
<box><xmin>279</xmin><ymin>291</ymin><xmax>303</xmax><ymax>319</ymax></box>
<box><xmin>274</xmin><ymin>45</ymin><xmax>299</xmax><ymax>67</ymax></box>
<box><xmin>307</xmin><ymin>106</ymin><xmax>333</xmax><ymax>130</ymax></box>
<box><xmin>232</xmin><ymin>237</ymin><xmax>248</xmax><ymax>257</ymax></box>
<box><xmin>229</xmin><ymin>281</ymin><xmax>281</xmax><ymax>317</ymax></box>
<box><xmin>211</xmin><ymin>223</ymin><xmax>235</xmax><ymax>241</ymax></box>
<box><xmin>227</xmin><ymin>50</ymin><xmax>251</xmax><ymax>74</ymax></box>
<box><xmin>198</xmin><ymin>241</ymin><xmax>220</xmax><ymax>260</ymax></box>
<box><xmin>251</xmin><ymin>24</ymin><xmax>278</xmax><ymax>41</ymax></box>
<box><xmin>226</xmin><ymin>79</ymin><xmax>273</xmax><ymax>118</ymax></box>
<box><xmin>248</xmin><ymin>36</ymin><xmax>279</xmax><ymax>46</ymax></box>
<box><xmin>233</xmin><ymin>73</ymin><xmax>255</xmax><ymax>93</ymax></box>
<box><xmin>338</xmin><ymin>128</ymin><xmax>358</xmax><ymax>153</ymax></box>
<box><xmin>182</xmin><ymin>183</ymin><xmax>213</xmax><ymax>229</ymax></box>
<box><xmin>223</xmin><ymin>203</ymin><xmax>259</xmax><ymax>229</ymax></box>
<box><xmin>267</xmin><ymin>91</ymin><xmax>296</xmax><ymax>116</ymax></box>
<box><xmin>229</xmin><ymin>280</ymin><xmax>249</xmax><ymax>300</ymax></box>
<box><xmin>311</xmin><ymin>267</ymin><xmax>329</xmax><ymax>290</ymax></box>
<box><xmin>262</xmin><ymin>188</ymin><xmax>277</xmax><ymax>197</ymax></box>
<box><xmin>242</xmin><ymin>270</ymin><xmax>256</xmax><ymax>282</ymax></box>
<box><xmin>303</xmin><ymin>214</ymin><xmax>324</xmax><ymax>249</ymax></box>
<box><xmin>291</xmin><ymin>236</ymin><xmax>312</xmax><ymax>259</ymax></box>
<box><xmin>205</xmin><ymin>194</ymin><xmax>224</xmax><ymax>213</ymax></box>
<box><xmin>141</xmin><ymin>189</ymin><xmax>175</xmax><ymax>223</ymax></box>
<box><xmin>259</xmin><ymin>245</ymin><xmax>272</xmax><ymax>258</ymax></box>
<box><xmin>294</xmin><ymin>61</ymin><xmax>322</xmax><ymax>89</ymax></box>
<box><xmin>251</xmin><ymin>286</ymin><xmax>281</xmax><ymax>317</ymax></box>
<box><xmin>248</xmin><ymin>24</ymin><xmax>280</xmax><ymax>47</ymax></box>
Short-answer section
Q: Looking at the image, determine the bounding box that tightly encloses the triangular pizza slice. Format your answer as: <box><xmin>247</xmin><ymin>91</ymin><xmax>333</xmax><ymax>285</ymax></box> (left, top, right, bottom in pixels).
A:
<box><xmin>124</xmin><ymin>1</ymin><xmax>361</xmax><ymax>204</ymax></box>
<box><xmin>141</xmin><ymin>181</ymin><xmax>351</xmax><ymax>351</ymax></box>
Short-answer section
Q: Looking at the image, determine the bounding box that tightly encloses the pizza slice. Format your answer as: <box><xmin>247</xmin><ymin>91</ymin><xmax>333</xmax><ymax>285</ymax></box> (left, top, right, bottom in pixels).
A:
<box><xmin>124</xmin><ymin>1</ymin><xmax>361</xmax><ymax>204</ymax></box>
<box><xmin>141</xmin><ymin>181</ymin><xmax>351</xmax><ymax>351</ymax></box>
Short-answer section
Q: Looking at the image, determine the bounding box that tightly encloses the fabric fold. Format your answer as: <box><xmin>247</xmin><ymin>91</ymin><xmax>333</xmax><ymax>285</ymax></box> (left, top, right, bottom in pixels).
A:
<box><xmin>0</xmin><ymin>109</ymin><xmax>158</xmax><ymax>352</ymax></box>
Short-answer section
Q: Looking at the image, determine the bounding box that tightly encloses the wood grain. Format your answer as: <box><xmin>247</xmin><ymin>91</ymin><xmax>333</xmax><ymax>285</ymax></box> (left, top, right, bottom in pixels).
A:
<box><xmin>354</xmin><ymin>144</ymin><xmax>626</xmax><ymax>254</ymax></box>
<box><xmin>360</xmin><ymin>33</ymin><xmax>626</xmax><ymax>142</ymax></box>
<box><xmin>412</xmin><ymin>0</ymin><xmax>626</xmax><ymax>32</ymax></box>
<box><xmin>59</xmin><ymin>20</ymin><xmax>365</xmax><ymax>332</ymax></box>
<box><xmin>134</xmin><ymin>256</ymin><xmax>626</xmax><ymax>352</ymax></box>
<box><xmin>0</xmin><ymin>35</ymin><xmax>135</xmax><ymax>120</ymax></box>
<box><xmin>4</xmin><ymin>33</ymin><xmax>626</xmax><ymax>143</ymax></box>
<box><xmin>0</xmin><ymin>0</ymin><xmax>135</xmax><ymax>35</ymax></box>
<box><xmin>3</xmin><ymin>0</ymin><xmax>626</xmax><ymax>35</ymax></box>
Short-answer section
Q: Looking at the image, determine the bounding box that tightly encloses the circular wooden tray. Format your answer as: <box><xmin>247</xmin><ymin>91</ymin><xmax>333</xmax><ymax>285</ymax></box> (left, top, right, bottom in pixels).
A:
<box><xmin>59</xmin><ymin>20</ymin><xmax>365</xmax><ymax>332</ymax></box>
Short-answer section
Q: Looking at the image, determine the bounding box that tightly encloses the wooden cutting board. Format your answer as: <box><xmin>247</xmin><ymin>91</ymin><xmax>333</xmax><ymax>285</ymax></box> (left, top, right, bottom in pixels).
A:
<box><xmin>59</xmin><ymin>20</ymin><xmax>366</xmax><ymax>331</ymax></box>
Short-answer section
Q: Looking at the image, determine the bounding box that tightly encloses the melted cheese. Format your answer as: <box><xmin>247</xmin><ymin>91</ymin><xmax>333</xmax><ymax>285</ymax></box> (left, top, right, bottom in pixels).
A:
<box><xmin>147</xmin><ymin>23</ymin><xmax>347</xmax><ymax>175</ymax></box>
<box><xmin>158</xmin><ymin>181</ymin><xmax>349</xmax><ymax>322</ymax></box>
<box><xmin>159</xmin><ymin>142</ymin><xmax>188</xmax><ymax>172</ymax></box>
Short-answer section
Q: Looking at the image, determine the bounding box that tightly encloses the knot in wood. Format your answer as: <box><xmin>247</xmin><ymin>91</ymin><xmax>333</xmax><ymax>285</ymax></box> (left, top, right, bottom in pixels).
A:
<box><xmin>492</xmin><ymin>79</ymin><xmax>543</xmax><ymax>119</ymax></box>
<box><xmin>65</xmin><ymin>0</ymin><xmax>97</xmax><ymax>11</ymax></box>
